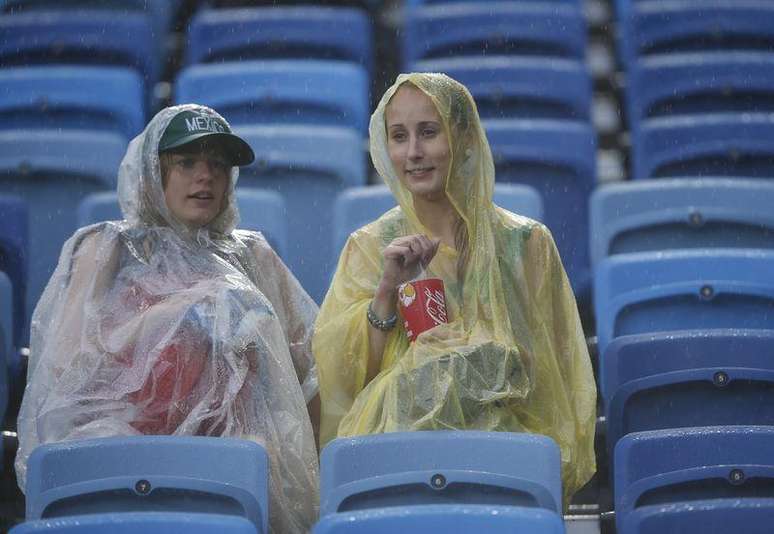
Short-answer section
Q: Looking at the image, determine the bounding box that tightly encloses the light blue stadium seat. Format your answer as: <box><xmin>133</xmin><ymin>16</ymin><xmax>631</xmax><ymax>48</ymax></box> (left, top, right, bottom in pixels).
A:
<box><xmin>313</xmin><ymin>504</ymin><xmax>565</xmax><ymax>534</ymax></box>
<box><xmin>235</xmin><ymin>125</ymin><xmax>366</xmax><ymax>303</ymax></box>
<box><xmin>625</xmin><ymin>52</ymin><xmax>774</xmax><ymax>133</ymax></box>
<box><xmin>590</xmin><ymin>178</ymin><xmax>774</xmax><ymax>266</ymax></box>
<box><xmin>403</xmin><ymin>2</ymin><xmax>586</xmax><ymax>69</ymax></box>
<box><xmin>234</xmin><ymin>188</ymin><xmax>288</xmax><ymax>259</ymax></box>
<box><xmin>412</xmin><ymin>56</ymin><xmax>592</xmax><ymax>121</ymax></box>
<box><xmin>602</xmin><ymin>329</ymin><xmax>774</xmax><ymax>451</ymax></box>
<box><xmin>0</xmin><ymin>10</ymin><xmax>162</xmax><ymax>97</ymax></box>
<box><xmin>26</xmin><ymin>436</ymin><xmax>269</xmax><ymax>533</ymax></box>
<box><xmin>77</xmin><ymin>189</ymin><xmax>289</xmax><ymax>259</ymax></box>
<box><xmin>407</xmin><ymin>0</ymin><xmax>581</xmax><ymax>6</ymax></box>
<box><xmin>0</xmin><ymin>271</ymin><xmax>11</xmax><ymax>367</ymax></box>
<box><xmin>0</xmin><ymin>270</ymin><xmax>10</xmax><ymax>427</ymax></box>
<box><xmin>0</xmin><ymin>66</ymin><xmax>145</xmax><ymax>140</ymax></box>
<box><xmin>175</xmin><ymin>60</ymin><xmax>369</xmax><ymax>134</ymax></box>
<box><xmin>0</xmin><ymin>194</ymin><xmax>28</xmax><ymax>352</ymax></box>
<box><xmin>632</xmin><ymin>113</ymin><xmax>774</xmax><ymax>180</ymax></box>
<box><xmin>331</xmin><ymin>183</ymin><xmax>543</xmax><ymax>267</ymax></box>
<box><xmin>320</xmin><ymin>431</ymin><xmax>562</xmax><ymax>516</ymax></box>
<box><xmin>614</xmin><ymin>426</ymin><xmax>774</xmax><ymax>533</ymax></box>
<box><xmin>0</xmin><ymin>0</ymin><xmax>181</xmax><ymax>54</ymax></box>
<box><xmin>76</xmin><ymin>191</ymin><xmax>122</xmax><ymax>227</ymax></box>
<box><xmin>617</xmin><ymin>0</ymin><xmax>774</xmax><ymax>68</ymax></box>
<box><xmin>10</xmin><ymin>512</ymin><xmax>258</xmax><ymax>533</ymax></box>
<box><xmin>0</xmin><ymin>129</ymin><xmax>125</xmax><ymax>343</ymax></box>
<box><xmin>484</xmin><ymin>119</ymin><xmax>596</xmax><ymax>304</ymax></box>
<box><xmin>185</xmin><ymin>6</ymin><xmax>372</xmax><ymax>76</ymax></box>
<box><xmin>620</xmin><ymin>498</ymin><xmax>774</xmax><ymax>534</ymax></box>
<box><xmin>593</xmin><ymin>249</ymin><xmax>774</xmax><ymax>355</ymax></box>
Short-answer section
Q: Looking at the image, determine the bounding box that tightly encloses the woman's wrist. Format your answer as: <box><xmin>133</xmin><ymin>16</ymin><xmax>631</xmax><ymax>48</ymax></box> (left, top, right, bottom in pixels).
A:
<box><xmin>372</xmin><ymin>278</ymin><xmax>398</xmax><ymax>320</ymax></box>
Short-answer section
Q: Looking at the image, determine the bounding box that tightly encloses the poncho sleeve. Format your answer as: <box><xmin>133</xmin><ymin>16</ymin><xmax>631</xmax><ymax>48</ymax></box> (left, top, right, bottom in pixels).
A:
<box><xmin>16</xmin><ymin>226</ymin><xmax>141</xmax><ymax>490</ymax></box>
<box><xmin>517</xmin><ymin>221</ymin><xmax>597</xmax><ymax>504</ymax></box>
<box><xmin>312</xmin><ymin>222</ymin><xmax>408</xmax><ymax>446</ymax></box>
<box><xmin>240</xmin><ymin>231</ymin><xmax>320</xmax><ymax>403</ymax></box>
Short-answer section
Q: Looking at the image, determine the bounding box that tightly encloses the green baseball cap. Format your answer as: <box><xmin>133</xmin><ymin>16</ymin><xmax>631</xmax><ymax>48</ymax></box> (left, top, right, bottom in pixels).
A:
<box><xmin>158</xmin><ymin>109</ymin><xmax>255</xmax><ymax>166</ymax></box>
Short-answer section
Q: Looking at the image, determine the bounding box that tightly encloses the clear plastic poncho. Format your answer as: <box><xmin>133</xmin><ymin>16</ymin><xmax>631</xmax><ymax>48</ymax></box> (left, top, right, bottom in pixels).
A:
<box><xmin>313</xmin><ymin>74</ymin><xmax>596</xmax><ymax>504</ymax></box>
<box><xmin>16</xmin><ymin>104</ymin><xmax>320</xmax><ymax>533</ymax></box>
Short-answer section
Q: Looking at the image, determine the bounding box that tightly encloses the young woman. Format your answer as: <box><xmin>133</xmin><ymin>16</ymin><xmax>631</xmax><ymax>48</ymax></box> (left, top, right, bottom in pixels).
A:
<box><xmin>313</xmin><ymin>73</ymin><xmax>596</xmax><ymax>504</ymax></box>
<box><xmin>16</xmin><ymin>104</ymin><xmax>319</xmax><ymax>533</ymax></box>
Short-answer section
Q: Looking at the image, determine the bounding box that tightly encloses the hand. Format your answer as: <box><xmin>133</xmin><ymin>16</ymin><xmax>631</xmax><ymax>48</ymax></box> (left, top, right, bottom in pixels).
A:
<box><xmin>380</xmin><ymin>234</ymin><xmax>441</xmax><ymax>290</ymax></box>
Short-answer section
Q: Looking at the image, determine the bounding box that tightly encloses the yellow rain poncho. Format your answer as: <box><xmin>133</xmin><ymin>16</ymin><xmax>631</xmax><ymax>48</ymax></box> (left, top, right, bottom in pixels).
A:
<box><xmin>313</xmin><ymin>73</ymin><xmax>596</xmax><ymax>503</ymax></box>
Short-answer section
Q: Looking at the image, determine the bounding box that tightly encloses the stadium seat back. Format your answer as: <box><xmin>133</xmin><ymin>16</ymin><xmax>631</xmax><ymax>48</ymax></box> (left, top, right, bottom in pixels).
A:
<box><xmin>403</xmin><ymin>3</ymin><xmax>586</xmax><ymax>68</ymax></box>
<box><xmin>412</xmin><ymin>56</ymin><xmax>592</xmax><ymax>121</ymax></box>
<box><xmin>320</xmin><ymin>431</ymin><xmax>562</xmax><ymax>516</ymax></box>
<box><xmin>10</xmin><ymin>512</ymin><xmax>259</xmax><ymax>534</ymax></box>
<box><xmin>185</xmin><ymin>6</ymin><xmax>372</xmax><ymax>75</ymax></box>
<box><xmin>0</xmin><ymin>129</ymin><xmax>125</xmax><ymax>341</ymax></box>
<box><xmin>25</xmin><ymin>436</ymin><xmax>269</xmax><ymax>532</ymax></box>
<box><xmin>175</xmin><ymin>61</ymin><xmax>369</xmax><ymax>134</ymax></box>
<box><xmin>593</xmin><ymin>249</ymin><xmax>774</xmax><ymax>356</ymax></box>
<box><xmin>313</xmin><ymin>504</ymin><xmax>564</xmax><ymax>534</ymax></box>
<box><xmin>236</xmin><ymin>125</ymin><xmax>365</xmax><ymax>303</ymax></box>
<box><xmin>614</xmin><ymin>426</ymin><xmax>774</xmax><ymax>531</ymax></box>
<box><xmin>602</xmin><ymin>329</ymin><xmax>774</xmax><ymax>450</ymax></box>
<box><xmin>590</xmin><ymin>178</ymin><xmax>774</xmax><ymax>266</ymax></box>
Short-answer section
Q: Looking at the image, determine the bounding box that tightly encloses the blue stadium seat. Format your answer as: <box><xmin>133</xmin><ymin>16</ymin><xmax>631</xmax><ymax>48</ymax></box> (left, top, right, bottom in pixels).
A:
<box><xmin>484</xmin><ymin>119</ymin><xmax>596</xmax><ymax>303</ymax></box>
<box><xmin>10</xmin><ymin>512</ymin><xmax>258</xmax><ymax>533</ymax></box>
<box><xmin>175</xmin><ymin>60</ymin><xmax>369</xmax><ymax>134</ymax></box>
<box><xmin>77</xmin><ymin>189</ymin><xmax>289</xmax><ymax>259</ymax></box>
<box><xmin>589</xmin><ymin>178</ymin><xmax>774</xmax><ymax>266</ymax></box>
<box><xmin>313</xmin><ymin>504</ymin><xmax>564</xmax><ymax>534</ymax></box>
<box><xmin>76</xmin><ymin>191</ymin><xmax>122</xmax><ymax>227</ymax></box>
<box><xmin>412</xmin><ymin>56</ymin><xmax>592</xmax><ymax>121</ymax></box>
<box><xmin>407</xmin><ymin>0</ymin><xmax>581</xmax><ymax>6</ymax></box>
<box><xmin>0</xmin><ymin>0</ymin><xmax>181</xmax><ymax>51</ymax></box>
<box><xmin>185</xmin><ymin>6</ymin><xmax>372</xmax><ymax>75</ymax></box>
<box><xmin>0</xmin><ymin>271</ymin><xmax>11</xmax><ymax>367</ymax></box>
<box><xmin>620</xmin><ymin>498</ymin><xmax>774</xmax><ymax>534</ymax></box>
<box><xmin>593</xmin><ymin>249</ymin><xmax>774</xmax><ymax>355</ymax></box>
<box><xmin>235</xmin><ymin>125</ymin><xmax>366</xmax><ymax>303</ymax></box>
<box><xmin>625</xmin><ymin>52</ymin><xmax>774</xmax><ymax>133</ymax></box>
<box><xmin>632</xmin><ymin>113</ymin><xmax>774</xmax><ymax>180</ymax></box>
<box><xmin>0</xmin><ymin>194</ymin><xmax>28</xmax><ymax>351</ymax></box>
<box><xmin>0</xmin><ymin>66</ymin><xmax>145</xmax><ymax>140</ymax></box>
<box><xmin>0</xmin><ymin>10</ymin><xmax>162</xmax><ymax>96</ymax></box>
<box><xmin>234</xmin><ymin>188</ymin><xmax>288</xmax><ymax>259</ymax></box>
<box><xmin>320</xmin><ymin>431</ymin><xmax>562</xmax><ymax>516</ymax></box>
<box><xmin>0</xmin><ymin>129</ymin><xmax>125</xmax><ymax>340</ymax></box>
<box><xmin>0</xmin><ymin>270</ymin><xmax>10</xmax><ymax>422</ymax></box>
<box><xmin>617</xmin><ymin>0</ymin><xmax>774</xmax><ymax>68</ymax></box>
<box><xmin>331</xmin><ymin>184</ymin><xmax>543</xmax><ymax>266</ymax></box>
<box><xmin>602</xmin><ymin>329</ymin><xmax>774</xmax><ymax>450</ymax></box>
<box><xmin>26</xmin><ymin>436</ymin><xmax>269</xmax><ymax>533</ymax></box>
<box><xmin>403</xmin><ymin>2</ymin><xmax>587</xmax><ymax>69</ymax></box>
<box><xmin>614</xmin><ymin>426</ymin><xmax>774</xmax><ymax>533</ymax></box>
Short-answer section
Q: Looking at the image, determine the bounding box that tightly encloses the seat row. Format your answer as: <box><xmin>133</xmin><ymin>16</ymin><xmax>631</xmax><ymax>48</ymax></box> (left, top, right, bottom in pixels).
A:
<box><xmin>10</xmin><ymin>432</ymin><xmax>567</xmax><ymax>533</ymax></box>
<box><xmin>12</xmin><ymin>427</ymin><xmax>774</xmax><ymax>533</ymax></box>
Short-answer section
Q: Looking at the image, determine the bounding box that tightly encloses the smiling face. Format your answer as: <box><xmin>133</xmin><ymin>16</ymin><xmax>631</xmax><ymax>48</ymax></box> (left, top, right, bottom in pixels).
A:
<box><xmin>385</xmin><ymin>84</ymin><xmax>451</xmax><ymax>202</ymax></box>
<box><xmin>161</xmin><ymin>141</ymin><xmax>231</xmax><ymax>230</ymax></box>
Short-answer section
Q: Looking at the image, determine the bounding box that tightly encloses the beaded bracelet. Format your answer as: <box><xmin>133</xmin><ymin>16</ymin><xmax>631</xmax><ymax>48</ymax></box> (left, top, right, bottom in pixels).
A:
<box><xmin>367</xmin><ymin>301</ymin><xmax>397</xmax><ymax>331</ymax></box>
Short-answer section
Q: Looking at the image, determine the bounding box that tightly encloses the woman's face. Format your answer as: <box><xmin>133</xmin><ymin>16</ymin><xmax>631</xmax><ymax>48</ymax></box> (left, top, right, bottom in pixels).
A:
<box><xmin>162</xmin><ymin>144</ymin><xmax>230</xmax><ymax>229</ymax></box>
<box><xmin>385</xmin><ymin>85</ymin><xmax>451</xmax><ymax>201</ymax></box>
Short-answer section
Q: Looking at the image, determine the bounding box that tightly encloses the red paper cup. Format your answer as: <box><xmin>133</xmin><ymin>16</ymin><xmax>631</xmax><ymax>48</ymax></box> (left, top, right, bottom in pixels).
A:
<box><xmin>398</xmin><ymin>278</ymin><xmax>448</xmax><ymax>342</ymax></box>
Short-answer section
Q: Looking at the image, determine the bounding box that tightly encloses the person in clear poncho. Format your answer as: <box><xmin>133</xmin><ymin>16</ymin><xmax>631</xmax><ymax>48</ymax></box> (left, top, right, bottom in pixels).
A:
<box><xmin>15</xmin><ymin>104</ymin><xmax>320</xmax><ymax>533</ymax></box>
<box><xmin>313</xmin><ymin>73</ymin><xmax>596</xmax><ymax>504</ymax></box>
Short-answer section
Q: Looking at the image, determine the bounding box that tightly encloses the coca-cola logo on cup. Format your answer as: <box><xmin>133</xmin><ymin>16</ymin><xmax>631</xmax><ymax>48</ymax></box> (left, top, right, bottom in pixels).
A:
<box><xmin>423</xmin><ymin>287</ymin><xmax>447</xmax><ymax>326</ymax></box>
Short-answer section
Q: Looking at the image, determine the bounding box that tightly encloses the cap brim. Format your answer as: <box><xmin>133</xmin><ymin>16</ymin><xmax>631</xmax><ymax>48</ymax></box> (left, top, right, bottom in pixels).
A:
<box><xmin>160</xmin><ymin>132</ymin><xmax>255</xmax><ymax>166</ymax></box>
